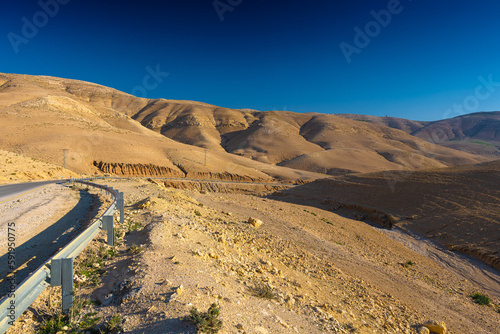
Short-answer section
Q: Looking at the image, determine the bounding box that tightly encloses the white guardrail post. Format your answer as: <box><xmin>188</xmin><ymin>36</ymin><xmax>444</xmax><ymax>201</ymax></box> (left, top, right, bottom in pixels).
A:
<box><xmin>0</xmin><ymin>178</ymin><xmax>123</xmax><ymax>333</ymax></box>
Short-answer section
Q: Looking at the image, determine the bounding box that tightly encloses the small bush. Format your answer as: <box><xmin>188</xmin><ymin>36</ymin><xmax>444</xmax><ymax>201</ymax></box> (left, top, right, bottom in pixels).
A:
<box><xmin>250</xmin><ymin>282</ymin><xmax>276</xmax><ymax>300</ymax></box>
<box><xmin>189</xmin><ymin>303</ymin><xmax>222</xmax><ymax>334</ymax></box>
<box><xmin>105</xmin><ymin>314</ymin><xmax>124</xmax><ymax>333</ymax></box>
<box><xmin>471</xmin><ymin>293</ymin><xmax>490</xmax><ymax>305</ymax></box>
<box><xmin>38</xmin><ymin>297</ymin><xmax>100</xmax><ymax>333</ymax></box>
<box><xmin>403</xmin><ymin>260</ymin><xmax>415</xmax><ymax>268</ymax></box>
<box><xmin>194</xmin><ymin>210</ymin><xmax>202</xmax><ymax>217</ymax></box>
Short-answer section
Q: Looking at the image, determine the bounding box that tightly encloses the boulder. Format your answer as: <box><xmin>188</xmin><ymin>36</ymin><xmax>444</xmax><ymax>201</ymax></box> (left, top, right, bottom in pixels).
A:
<box><xmin>248</xmin><ymin>217</ymin><xmax>263</xmax><ymax>228</ymax></box>
<box><xmin>423</xmin><ymin>320</ymin><xmax>447</xmax><ymax>334</ymax></box>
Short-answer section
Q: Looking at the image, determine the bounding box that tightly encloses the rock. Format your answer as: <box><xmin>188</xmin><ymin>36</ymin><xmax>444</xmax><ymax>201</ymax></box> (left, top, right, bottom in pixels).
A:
<box><xmin>248</xmin><ymin>217</ymin><xmax>263</xmax><ymax>228</ymax></box>
<box><xmin>254</xmin><ymin>326</ymin><xmax>269</xmax><ymax>334</ymax></box>
<box><xmin>423</xmin><ymin>320</ymin><xmax>447</xmax><ymax>334</ymax></box>
<box><xmin>236</xmin><ymin>323</ymin><xmax>244</xmax><ymax>330</ymax></box>
<box><xmin>61</xmin><ymin>326</ymin><xmax>69</xmax><ymax>331</ymax></box>
<box><xmin>176</xmin><ymin>285</ymin><xmax>184</xmax><ymax>295</ymax></box>
<box><xmin>418</xmin><ymin>326</ymin><xmax>430</xmax><ymax>334</ymax></box>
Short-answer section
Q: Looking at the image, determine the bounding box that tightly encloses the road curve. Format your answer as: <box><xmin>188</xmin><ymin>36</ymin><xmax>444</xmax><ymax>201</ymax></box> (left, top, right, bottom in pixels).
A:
<box><xmin>0</xmin><ymin>180</ymin><xmax>62</xmax><ymax>204</ymax></box>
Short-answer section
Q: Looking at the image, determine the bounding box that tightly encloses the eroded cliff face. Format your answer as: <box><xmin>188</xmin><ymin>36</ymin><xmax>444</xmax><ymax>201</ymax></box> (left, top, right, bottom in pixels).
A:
<box><xmin>162</xmin><ymin>180</ymin><xmax>287</xmax><ymax>194</ymax></box>
<box><xmin>183</xmin><ymin>171</ymin><xmax>266</xmax><ymax>182</ymax></box>
<box><xmin>449</xmin><ymin>245</ymin><xmax>500</xmax><ymax>272</ymax></box>
<box><xmin>93</xmin><ymin>161</ymin><xmax>184</xmax><ymax>178</ymax></box>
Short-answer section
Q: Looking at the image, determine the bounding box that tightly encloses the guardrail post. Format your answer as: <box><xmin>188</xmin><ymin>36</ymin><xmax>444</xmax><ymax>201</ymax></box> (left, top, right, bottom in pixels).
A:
<box><xmin>61</xmin><ymin>258</ymin><xmax>74</xmax><ymax>314</ymax></box>
<box><xmin>51</xmin><ymin>259</ymin><xmax>62</xmax><ymax>286</ymax></box>
<box><xmin>102</xmin><ymin>214</ymin><xmax>114</xmax><ymax>246</ymax></box>
<box><xmin>118</xmin><ymin>192</ymin><xmax>124</xmax><ymax>224</ymax></box>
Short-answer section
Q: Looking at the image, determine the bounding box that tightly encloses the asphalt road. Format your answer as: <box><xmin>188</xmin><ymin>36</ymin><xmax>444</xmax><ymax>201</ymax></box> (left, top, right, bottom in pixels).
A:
<box><xmin>0</xmin><ymin>180</ymin><xmax>62</xmax><ymax>204</ymax></box>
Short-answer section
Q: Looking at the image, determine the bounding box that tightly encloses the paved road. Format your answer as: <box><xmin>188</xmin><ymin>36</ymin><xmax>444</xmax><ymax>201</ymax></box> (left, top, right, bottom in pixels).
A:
<box><xmin>0</xmin><ymin>180</ymin><xmax>62</xmax><ymax>204</ymax></box>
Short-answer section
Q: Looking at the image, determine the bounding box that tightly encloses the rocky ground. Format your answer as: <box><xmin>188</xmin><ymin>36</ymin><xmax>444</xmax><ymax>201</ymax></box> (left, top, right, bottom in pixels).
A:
<box><xmin>7</xmin><ymin>178</ymin><xmax>500</xmax><ymax>333</ymax></box>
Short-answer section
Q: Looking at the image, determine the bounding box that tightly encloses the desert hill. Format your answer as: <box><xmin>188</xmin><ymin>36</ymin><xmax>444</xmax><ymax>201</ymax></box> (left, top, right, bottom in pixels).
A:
<box><xmin>278</xmin><ymin>160</ymin><xmax>500</xmax><ymax>271</ymax></box>
<box><xmin>339</xmin><ymin>112</ymin><xmax>500</xmax><ymax>158</ymax></box>
<box><xmin>128</xmin><ymin>95</ymin><xmax>489</xmax><ymax>174</ymax></box>
<box><xmin>0</xmin><ymin>73</ymin><xmax>324</xmax><ymax>181</ymax></box>
<box><xmin>0</xmin><ymin>73</ymin><xmax>491</xmax><ymax>179</ymax></box>
<box><xmin>0</xmin><ymin>149</ymin><xmax>79</xmax><ymax>184</ymax></box>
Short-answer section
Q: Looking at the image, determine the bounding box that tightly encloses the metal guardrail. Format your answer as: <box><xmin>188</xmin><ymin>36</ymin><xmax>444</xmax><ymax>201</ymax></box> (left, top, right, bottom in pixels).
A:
<box><xmin>0</xmin><ymin>178</ymin><xmax>124</xmax><ymax>333</ymax></box>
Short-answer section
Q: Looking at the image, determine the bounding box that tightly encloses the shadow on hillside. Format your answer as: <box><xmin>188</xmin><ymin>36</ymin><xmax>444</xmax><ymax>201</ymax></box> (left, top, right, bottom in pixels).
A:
<box><xmin>0</xmin><ymin>185</ymin><xmax>101</xmax><ymax>297</ymax></box>
<box><xmin>263</xmin><ymin>181</ymin><xmax>397</xmax><ymax>230</ymax></box>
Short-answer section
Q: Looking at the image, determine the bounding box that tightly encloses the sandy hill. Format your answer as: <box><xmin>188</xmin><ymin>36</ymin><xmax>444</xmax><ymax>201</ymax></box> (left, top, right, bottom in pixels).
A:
<box><xmin>0</xmin><ymin>73</ymin><xmax>324</xmax><ymax>182</ymax></box>
<box><xmin>0</xmin><ymin>73</ymin><xmax>491</xmax><ymax>180</ymax></box>
<box><xmin>279</xmin><ymin>160</ymin><xmax>500</xmax><ymax>271</ymax></box>
<box><xmin>130</xmin><ymin>98</ymin><xmax>489</xmax><ymax>175</ymax></box>
<box><xmin>0</xmin><ymin>149</ymin><xmax>79</xmax><ymax>184</ymax></box>
<box><xmin>339</xmin><ymin>112</ymin><xmax>500</xmax><ymax>158</ymax></box>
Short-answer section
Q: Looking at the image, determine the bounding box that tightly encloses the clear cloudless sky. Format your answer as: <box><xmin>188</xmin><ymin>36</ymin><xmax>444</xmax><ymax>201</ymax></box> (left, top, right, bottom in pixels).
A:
<box><xmin>2</xmin><ymin>0</ymin><xmax>500</xmax><ymax>121</ymax></box>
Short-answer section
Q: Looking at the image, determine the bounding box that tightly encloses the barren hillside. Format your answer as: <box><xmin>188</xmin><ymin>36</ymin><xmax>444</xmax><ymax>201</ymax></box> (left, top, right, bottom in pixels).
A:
<box><xmin>279</xmin><ymin>160</ymin><xmax>500</xmax><ymax>272</ymax></box>
<box><xmin>0</xmin><ymin>73</ymin><xmax>322</xmax><ymax>182</ymax></box>
<box><xmin>0</xmin><ymin>73</ymin><xmax>490</xmax><ymax>181</ymax></box>
<box><xmin>130</xmin><ymin>99</ymin><xmax>489</xmax><ymax>174</ymax></box>
<box><xmin>339</xmin><ymin>112</ymin><xmax>500</xmax><ymax>158</ymax></box>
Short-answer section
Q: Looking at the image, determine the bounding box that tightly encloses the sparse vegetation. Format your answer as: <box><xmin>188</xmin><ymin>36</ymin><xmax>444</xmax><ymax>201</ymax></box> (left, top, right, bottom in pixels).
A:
<box><xmin>471</xmin><ymin>293</ymin><xmax>490</xmax><ymax>305</ymax></box>
<box><xmin>403</xmin><ymin>260</ymin><xmax>415</xmax><ymax>268</ymax></box>
<box><xmin>105</xmin><ymin>314</ymin><xmax>124</xmax><ymax>333</ymax></box>
<box><xmin>38</xmin><ymin>297</ymin><xmax>100</xmax><ymax>334</ymax></box>
<box><xmin>75</xmin><ymin>246</ymin><xmax>116</xmax><ymax>286</ymax></box>
<box><xmin>321</xmin><ymin>217</ymin><xmax>333</xmax><ymax>225</ymax></box>
<box><xmin>189</xmin><ymin>303</ymin><xmax>223</xmax><ymax>334</ymax></box>
<box><xmin>249</xmin><ymin>282</ymin><xmax>276</xmax><ymax>300</ymax></box>
<box><xmin>128</xmin><ymin>244</ymin><xmax>143</xmax><ymax>254</ymax></box>
<box><xmin>194</xmin><ymin>210</ymin><xmax>202</xmax><ymax>216</ymax></box>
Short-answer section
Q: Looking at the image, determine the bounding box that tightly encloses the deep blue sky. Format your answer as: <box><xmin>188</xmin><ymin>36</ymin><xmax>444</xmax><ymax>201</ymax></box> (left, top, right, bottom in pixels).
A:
<box><xmin>2</xmin><ymin>0</ymin><xmax>500</xmax><ymax>121</ymax></box>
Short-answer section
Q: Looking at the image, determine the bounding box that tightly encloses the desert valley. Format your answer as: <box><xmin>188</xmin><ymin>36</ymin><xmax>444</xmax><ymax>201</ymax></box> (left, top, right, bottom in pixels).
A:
<box><xmin>1</xmin><ymin>72</ymin><xmax>500</xmax><ymax>333</ymax></box>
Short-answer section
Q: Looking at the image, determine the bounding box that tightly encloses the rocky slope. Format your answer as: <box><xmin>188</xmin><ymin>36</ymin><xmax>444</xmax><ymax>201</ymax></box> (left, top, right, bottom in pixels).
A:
<box><xmin>280</xmin><ymin>160</ymin><xmax>500</xmax><ymax>272</ymax></box>
<box><xmin>8</xmin><ymin>178</ymin><xmax>499</xmax><ymax>333</ymax></box>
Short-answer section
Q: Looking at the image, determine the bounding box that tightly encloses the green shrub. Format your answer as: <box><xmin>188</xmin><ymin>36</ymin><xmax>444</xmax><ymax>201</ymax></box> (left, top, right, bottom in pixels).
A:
<box><xmin>189</xmin><ymin>303</ymin><xmax>222</xmax><ymax>333</ymax></box>
<box><xmin>249</xmin><ymin>282</ymin><xmax>276</xmax><ymax>300</ymax></box>
<box><xmin>105</xmin><ymin>314</ymin><xmax>123</xmax><ymax>333</ymax></box>
<box><xmin>471</xmin><ymin>293</ymin><xmax>490</xmax><ymax>305</ymax></box>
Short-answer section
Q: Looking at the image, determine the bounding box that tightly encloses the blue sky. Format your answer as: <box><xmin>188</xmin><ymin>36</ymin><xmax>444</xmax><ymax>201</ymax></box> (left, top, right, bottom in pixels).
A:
<box><xmin>2</xmin><ymin>0</ymin><xmax>500</xmax><ymax>121</ymax></box>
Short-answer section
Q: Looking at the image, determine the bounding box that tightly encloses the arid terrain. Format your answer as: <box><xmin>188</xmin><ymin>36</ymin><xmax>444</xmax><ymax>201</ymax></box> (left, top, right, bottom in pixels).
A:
<box><xmin>280</xmin><ymin>160</ymin><xmax>500</xmax><ymax>273</ymax></box>
<box><xmin>339</xmin><ymin>112</ymin><xmax>500</xmax><ymax>158</ymax></box>
<box><xmin>1</xmin><ymin>72</ymin><xmax>500</xmax><ymax>333</ymax></box>
<box><xmin>6</xmin><ymin>178</ymin><xmax>500</xmax><ymax>334</ymax></box>
<box><xmin>0</xmin><ymin>149</ymin><xmax>78</xmax><ymax>184</ymax></box>
<box><xmin>0</xmin><ymin>73</ymin><xmax>492</xmax><ymax>179</ymax></box>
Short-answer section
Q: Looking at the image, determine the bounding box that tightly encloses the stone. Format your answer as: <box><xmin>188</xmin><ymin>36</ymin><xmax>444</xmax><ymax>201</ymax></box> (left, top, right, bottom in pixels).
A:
<box><xmin>423</xmin><ymin>320</ymin><xmax>447</xmax><ymax>334</ymax></box>
<box><xmin>254</xmin><ymin>326</ymin><xmax>269</xmax><ymax>334</ymax></box>
<box><xmin>176</xmin><ymin>285</ymin><xmax>184</xmax><ymax>295</ymax></box>
<box><xmin>418</xmin><ymin>326</ymin><xmax>430</xmax><ymax>334</ymax></box>
<box><xmin>248</xmin><ymin>217</ymin><xmax>263</xmax><ymax>228</ymax></box>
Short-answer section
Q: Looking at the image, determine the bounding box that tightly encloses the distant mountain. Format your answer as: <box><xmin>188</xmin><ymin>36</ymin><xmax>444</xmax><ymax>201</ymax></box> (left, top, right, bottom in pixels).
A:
<box><xmin>130</xmin><ymin>100</ymin><xmax>489</xmax><ymax>175</ymax></box>
<box><xmin>0</xmin><ymin>73</ymin><xmax>491</xmax><ymax>178</ymax></box>
<box><xmin>338</xmin><ymin>112</ymin><xmax>500</xmax><ymax>158</ymax></box>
